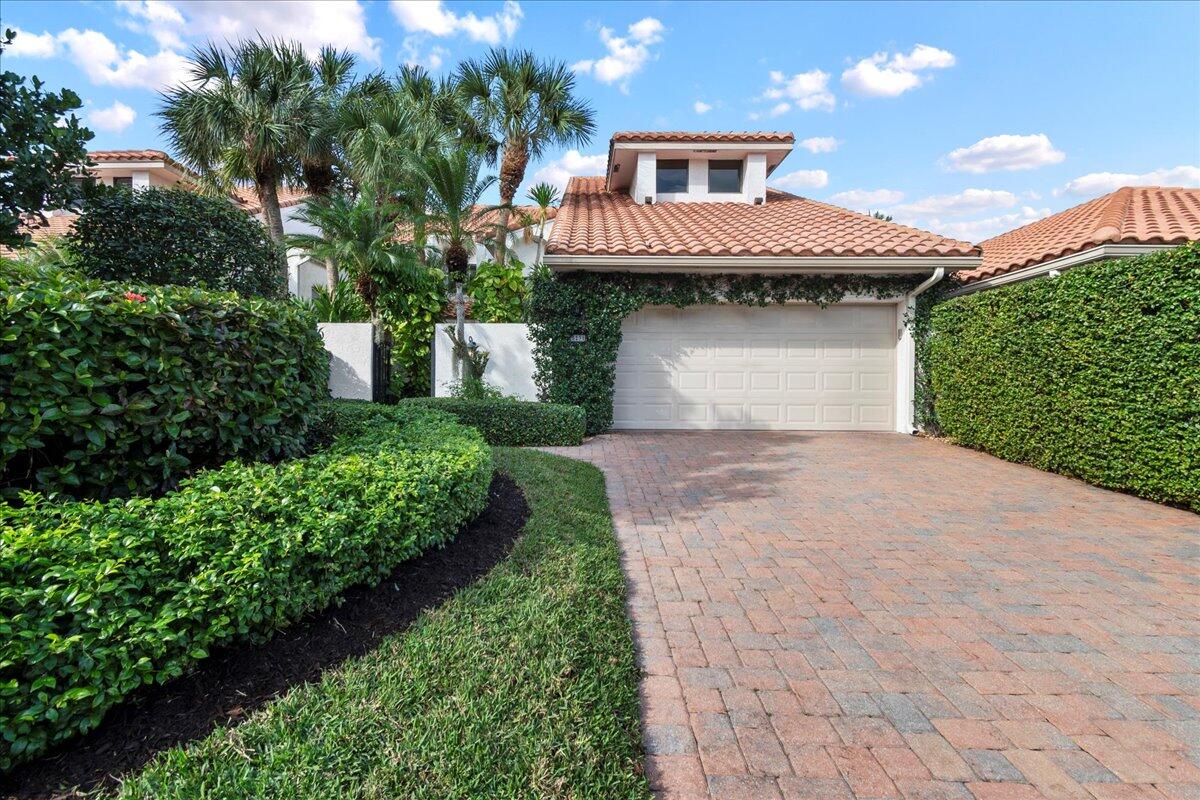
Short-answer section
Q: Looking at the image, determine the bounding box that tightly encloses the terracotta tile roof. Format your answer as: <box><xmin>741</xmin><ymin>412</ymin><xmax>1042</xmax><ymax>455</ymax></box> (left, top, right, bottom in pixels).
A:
<box><xmin>960</xmin><ymin>186</ymin><xmax>1200</xmax><ymax>284</ymax></box>
<box><xmin>231</xmin><ymin>185</ymin><xmax>312</xmax><ymax>215</ymax></box>
<box><xmin>610</xmin><ymin>131</ymin><xmax>795</xmax><ymax>144</ymax></box>
<box><xmin>88</xmin><ymin>149</ymin><xmax>197</xmax><ymax>178</ymax></box>
<box><xmin>1</xmin><ymin>213</ymin><xmax>79</xmax><ymax>253</ymax></box>
<box><xmin>546</xmin><ymin>176</ymin><xmax>978</xmax><ymax>259</ymax></box>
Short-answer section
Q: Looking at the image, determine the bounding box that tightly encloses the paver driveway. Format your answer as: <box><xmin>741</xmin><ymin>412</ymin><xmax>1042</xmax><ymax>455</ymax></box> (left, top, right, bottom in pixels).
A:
<box><xmin>546</xmin><ymin>432</ymin><xmax>1200</xmax><ymax>800</ymax></box>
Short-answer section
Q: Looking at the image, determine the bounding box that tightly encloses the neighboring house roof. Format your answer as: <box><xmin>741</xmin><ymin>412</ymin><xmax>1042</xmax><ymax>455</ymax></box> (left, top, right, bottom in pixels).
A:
<box><xmin>546</xmin><ymin>176</ymin><xmax>978</xmax><ymax>259</ymax></box>
<box><xmin>231</xmin><ymin>185</ymin><xmax>312</xmax><ymax>215</ymax></box>
<box><xmin>609</xmin><ymin>131</ymin><xmax>796</xmax><ymax>145</ymax></box>
<box><xmin>394</xmin><ymin>204</ymin><xmax>559</xmax><ymax>244</ymax></box>
<box><xmin>961</xmin><ymin>186</ymin><xmax>1200</xmax><ymax>284</ymax></box>
<box><xmin>89</xmin><ymin>149</ymin><xmax>199</xmax><ymax>180</ymax></box>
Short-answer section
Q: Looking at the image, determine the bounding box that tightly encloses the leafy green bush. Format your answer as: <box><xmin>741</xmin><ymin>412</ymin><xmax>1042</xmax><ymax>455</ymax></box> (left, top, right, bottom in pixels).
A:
<box><xmin>68</xmin><ymin>187</ymin><xmax>284</xmax><ymax>297</ymax></box>
<box><xmin>308</xmin><ymin>279</ymin><xmax>369</xmax><ymax>323</ymax></box>
<box><xmin>382</xmin><ymin>267</ymin><xmax>446</xmax><ymax>398</ymax></box>
<box><xmin>467</xmin><ymin>258</ymin><xmax>527</xmax><ymax>322</ymax></box>
<box><xmin>929</xmin><ymin>243</ymin><xmax>1199</xmax><ymax>510</ymax></box>
<box><xmin>0</xmin><ymin>269</ymin><xmax>329</xmax><ymax>498</ymax></box>
<box><xmin>0</xmin><ymin>402</ymin><xmax>492</xmax><ymax>769</ymax></box>
<box><xmin>402</xmin><ymin>397</ymin><xmax>585</xmax><ymax>446</ymax></box>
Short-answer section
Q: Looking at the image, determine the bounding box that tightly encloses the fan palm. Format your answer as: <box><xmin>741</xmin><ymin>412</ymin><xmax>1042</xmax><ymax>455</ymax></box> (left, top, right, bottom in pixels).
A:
<box><xmin>455</xmin><ymin>48</ymin><xmax>595</xmax><ymax>266</ymax></box>
<box><xmin>159</xmin><ymin>39</ymin><xmax>314</xmax><ymax>254</ymax></box>
<box><xmin>525</xmin><ymin>181</ymin><xmax>560</xmax><ymax>268</ymax></box>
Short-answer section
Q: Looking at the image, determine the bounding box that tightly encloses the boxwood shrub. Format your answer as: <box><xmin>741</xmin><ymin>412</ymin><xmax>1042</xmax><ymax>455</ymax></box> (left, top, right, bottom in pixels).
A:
<box><xmin>0</xmin><ymin>402</ymin><xmax>491</xmax><ymax>769</ymax></box>
<box><xmin>0</xmin><ymin>268</ymin><xmax>329</xmax><ymax>498</ymax></box>
<box><xmin>401</xmin><ymin>397</ymin><xmax>586</xmax><ymax>446</ymax></box>
<box><xmin>929</xmin><ymin>242</ymin><xmax>1199</xmax><ymax>510</ymax></box>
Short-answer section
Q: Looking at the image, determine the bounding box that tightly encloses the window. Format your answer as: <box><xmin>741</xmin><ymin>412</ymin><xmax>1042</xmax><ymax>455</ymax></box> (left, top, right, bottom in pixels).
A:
<box><xmin>655</xmin><ymin>159</ymin><xmax>689</xmax><ymax>194</ymax></box>
<box><xmin>708</xmin><ymin>160</ymin><xmax>743</xmax><ymax>193</ymax></box>
<box><xmin>112</xmin><ymin>176</ymin><xmax>134</xmax><ymax>189</ymax></box>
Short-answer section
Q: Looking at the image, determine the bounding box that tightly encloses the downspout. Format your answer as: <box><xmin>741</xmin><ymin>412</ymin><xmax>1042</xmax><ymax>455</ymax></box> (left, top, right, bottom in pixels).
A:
<box><xmin>902</xmin><ymin>267</ymin><xmax>945</xmax><ymax>434</ymax></box>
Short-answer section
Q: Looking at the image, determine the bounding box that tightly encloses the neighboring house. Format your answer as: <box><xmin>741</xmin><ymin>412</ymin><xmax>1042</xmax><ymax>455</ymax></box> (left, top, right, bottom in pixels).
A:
<box><xmin>10</xmin><ymin>149</ymin><xmax>195</xmax><ymax>246</ymax></box>
<box><xmin>953</xmin><ymin>186</ymin><xmax>1200</xmax><ymax>294</ymax></box>
<box><xmin>542</xmin><ymin>131</ymin><xmax>980</xmax><ymax>433</ymax></box>
<box><xmin>230</xmin><ymin>185</ymin><xmax>321</xmax><ymax>298</ymax></box>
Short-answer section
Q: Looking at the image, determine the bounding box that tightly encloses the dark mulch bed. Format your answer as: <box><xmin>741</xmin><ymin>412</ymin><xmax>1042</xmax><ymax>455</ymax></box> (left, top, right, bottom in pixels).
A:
<box><xmin>3</xmin><ymin>472</ymin><xmax>528</xmax><ymax>800</ymax></box>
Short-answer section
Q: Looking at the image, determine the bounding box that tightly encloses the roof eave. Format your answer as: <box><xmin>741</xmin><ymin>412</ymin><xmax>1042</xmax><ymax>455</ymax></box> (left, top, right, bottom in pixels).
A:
<box><xmin>544</xmin><ymin>254</ymin><xmax>982</xmax><ymax>273</ymax></box>
<box><xmin>948</xmin><ymin>243</ymin><xmax>1177</xmax><ymax>296</ymax></box>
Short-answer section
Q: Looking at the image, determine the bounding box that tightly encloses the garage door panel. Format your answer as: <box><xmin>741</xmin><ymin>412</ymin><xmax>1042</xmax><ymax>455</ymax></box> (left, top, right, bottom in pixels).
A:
<box><xmin>613</xmin><ymin>304</ymin><xmax>896</xmax><ymax>430</ymax></box>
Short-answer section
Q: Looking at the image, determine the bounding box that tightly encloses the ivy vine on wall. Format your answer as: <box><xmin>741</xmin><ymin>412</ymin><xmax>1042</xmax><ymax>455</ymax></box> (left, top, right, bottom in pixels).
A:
<box><xmin>527</xmin><ymin>270</ymin><xmax>923</xmax><ymax>434</ymax></box>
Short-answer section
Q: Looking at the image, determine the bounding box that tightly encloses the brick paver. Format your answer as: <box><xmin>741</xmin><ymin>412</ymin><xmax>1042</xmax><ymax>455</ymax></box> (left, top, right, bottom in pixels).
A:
<box><xmin>544</xmin><ymin>432</ymin><xmax>1200</xmax><ymax>800</ymax></box>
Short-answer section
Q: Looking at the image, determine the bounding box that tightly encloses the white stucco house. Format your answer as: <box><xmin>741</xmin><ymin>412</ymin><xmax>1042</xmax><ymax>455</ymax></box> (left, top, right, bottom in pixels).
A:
<box><xmin>538</xmin><ymin>131</ymin><xmax>982</xmax><ymax>433</ymax></box>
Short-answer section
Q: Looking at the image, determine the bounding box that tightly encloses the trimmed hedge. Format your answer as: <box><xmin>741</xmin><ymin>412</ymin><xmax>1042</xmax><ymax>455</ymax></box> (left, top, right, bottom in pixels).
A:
<box><xmin>401</xmin><ymin>397</ymin><xmax>586</xmax><ymax>446</ymax></box>
<box><xmin>69</xmin><ymin>187</ymin><xmax>284</xmax><ymax>298</ymax></box>
<box><xmin>929</xmin><ymin>243</ymin><xmax>1199</xmax><ymax>510</ymax></box>
<box><xmin>0</xmin><ymin>402</ymin><xmax>492</xmax><ymax>769</ymax></box>
<box><xmin>0</xmin><ymin>269</ymin><xmax>329</xmax><ymax>498</ymax></box>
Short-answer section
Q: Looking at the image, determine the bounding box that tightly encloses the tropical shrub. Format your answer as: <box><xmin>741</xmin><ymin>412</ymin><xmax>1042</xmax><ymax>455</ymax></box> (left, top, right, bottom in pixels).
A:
<box><xmin>68</xmin><ymin>187</ymin><xmax>284</xmax><ymax>297</ymax></box>
<box><xmin>308</xmin><ymin>279</ymin><xmax>369</xmax><ymax>322</ymax></box>
<box><xmin>0</xmin><ymin>269</ymin><xmax>329</xmax><ymax>498</ymax></box>
<box><xmin>467</xmin><ymin>257</ymin><xmax>527</xmax><ymax>322</ymax></box>
<box><xmin>0</xmin><ymin>401</ymin><xmax>492</xmax><ymax>769</ymax></box>
<box><xmin>402</xmin><ymin>396</ymin><xmax>585</xmax><ymax>446</ymax></box>
<box><xmin>929</xmin><ymin>243</ymin><xmax>1200</xmax><ymax>510</ymax></box>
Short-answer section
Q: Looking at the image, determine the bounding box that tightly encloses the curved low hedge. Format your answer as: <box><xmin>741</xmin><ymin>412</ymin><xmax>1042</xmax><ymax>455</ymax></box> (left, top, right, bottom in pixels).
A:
<box><xmin>400</xmin><ymin>397</ymin><xmax>586</xmax><ymax>446</ymax></box>
<box><xmin>0</xmin><ymin>268</ymin><xmax>330</xmax><ymax>498</ymax></box>
<box><xmin>0</xmin><ymin>403</ymin><xmax>492</xmax><ymax>769</ymax></box>
<box><xmin>929</xmin><ymin>243</ymin><xmax>1199</xmax><ymax>510</ymax></box>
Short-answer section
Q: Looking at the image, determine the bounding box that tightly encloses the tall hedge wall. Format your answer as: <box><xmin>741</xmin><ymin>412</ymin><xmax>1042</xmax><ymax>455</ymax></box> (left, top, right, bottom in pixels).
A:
<box><xmin>929</xmin><ymin>243</ymin><xmax>1199</xmax><ymax>511</ymax></box>
<box><xmin>0</xmin><ymin>268</ymin><xmax>330</xmax><ymax>498</ymax></box>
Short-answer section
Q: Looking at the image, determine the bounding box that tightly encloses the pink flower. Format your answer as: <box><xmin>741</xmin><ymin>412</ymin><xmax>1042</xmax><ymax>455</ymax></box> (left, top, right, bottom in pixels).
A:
<box><xmin>124</xmin><ymin>291</ymin><xmax>147</xmax><ymax>302</ymax></box>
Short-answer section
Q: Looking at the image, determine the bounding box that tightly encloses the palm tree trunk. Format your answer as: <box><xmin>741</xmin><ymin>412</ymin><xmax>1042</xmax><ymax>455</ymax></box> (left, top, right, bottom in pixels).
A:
<box><xmin>453</xmin><ymin>281</ymin><xmax>466</xmax><ymax>381</ymax></box>
<box><xmin>325</xmin><ymin>257</ymin><xmax>338</xmax><ymax>294</ymax></box>
<box><xmin>494</xmin><ymin>206</ymin><xmax>511</xmax><ymax>267</ymax></box>
<box><xmin>257</xmin><ymin>181</ymin><xmax>287</xmax><ymax>290</ymax></box>
<box><xmin>536</xmin><ymin>215</ymin><xmax>548</xmax><ymax>267</ymax></box>
<box><xmin>496</xmin><ymin>143</ymin><xmax>529</xmax><ymax>268</ymax></box>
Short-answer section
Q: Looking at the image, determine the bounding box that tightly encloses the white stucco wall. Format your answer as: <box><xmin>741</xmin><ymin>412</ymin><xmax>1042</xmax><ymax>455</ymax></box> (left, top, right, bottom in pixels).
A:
<box><xmin>432</xmin><ymin>322</ymin><xmax>537</xmax><ymax>400</ymax></box>
<box><xmin>319</xmin><ymin>322</ymin><xmax>374</xmax><ymax>400</ymax></box>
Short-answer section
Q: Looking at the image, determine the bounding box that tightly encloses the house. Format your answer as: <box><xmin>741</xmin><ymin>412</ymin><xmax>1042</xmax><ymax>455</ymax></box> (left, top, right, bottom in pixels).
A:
<box><xmin>953</xmin><ymin>186</ymin><xmax>1200</xmax><ymax>294</ymax></box>
<box><xmin>540</xmin><ymin>131</ymin><xmax>981</xmax><ymax>433</ymax></box>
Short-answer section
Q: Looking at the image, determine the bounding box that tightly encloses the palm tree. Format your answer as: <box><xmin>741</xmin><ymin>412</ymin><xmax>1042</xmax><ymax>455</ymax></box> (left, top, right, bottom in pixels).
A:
<box><xmin>159</xmin><ymin>39</ymin><xmax>314</xmax><ymax>263</ymax></box>
<box><xmin>455</xmin><ymin>48</ymin><xmax>595</xmax><ymax>266</ymax></box>
<box><xmin>286</xmin><ymin>193</ymin><xmax>422</xmax><ymax>325</ymax></box>
<box><xmin>525</xmin><ymin>181</ymin><xmax>560</xmax><ymax>268</ymax></box>
<box><xmin>416</xmin><ymin>149</ymin><xmax>497</xmax><ymax>374</ymax></box>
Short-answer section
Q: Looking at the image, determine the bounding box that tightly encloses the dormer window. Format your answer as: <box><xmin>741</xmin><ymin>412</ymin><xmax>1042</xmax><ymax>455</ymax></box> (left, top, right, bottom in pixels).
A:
<box><xmin>708</xmin><ymin>160</ymin><xmax>743</xmax><ymax>193</ymax></box>
<box><xmin>656</xmin><ymin>159</ymin><xmax>689</xmax><ymax>194</ymax></box>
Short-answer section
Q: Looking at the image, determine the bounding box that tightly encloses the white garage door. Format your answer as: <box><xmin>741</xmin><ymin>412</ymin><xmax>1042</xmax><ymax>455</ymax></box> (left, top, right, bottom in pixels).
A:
<box><xmin>612</xmin><ymin>304</ymin><xmax>896</xmax><ymax>430</ymax></box>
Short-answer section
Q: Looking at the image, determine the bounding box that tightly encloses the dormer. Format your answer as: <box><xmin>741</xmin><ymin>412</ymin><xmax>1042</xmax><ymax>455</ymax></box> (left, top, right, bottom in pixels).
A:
<box><xmin>605</xmin><ymin>132</ymin><xmax>795</xmax><ymax>205</ymax></box>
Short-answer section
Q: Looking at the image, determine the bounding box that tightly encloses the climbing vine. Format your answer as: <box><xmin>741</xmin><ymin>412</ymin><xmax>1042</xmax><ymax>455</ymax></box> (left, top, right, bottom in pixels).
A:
<box><xmin>527</xmin><ymin>270</ymin><xmax>923</xmax><ymax>434</ymax></box>
<box><xmin>911</xmin><ymin>280</ymin><xmax>956</xmax><ymax>434</ymax></box>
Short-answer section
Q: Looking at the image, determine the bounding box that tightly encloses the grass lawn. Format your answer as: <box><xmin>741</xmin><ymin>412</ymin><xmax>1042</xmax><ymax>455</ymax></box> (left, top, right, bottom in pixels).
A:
<box><xmin>111</xmin><ymin>448</ymin><xmax>651</xmax><ymax>800</ymax></box>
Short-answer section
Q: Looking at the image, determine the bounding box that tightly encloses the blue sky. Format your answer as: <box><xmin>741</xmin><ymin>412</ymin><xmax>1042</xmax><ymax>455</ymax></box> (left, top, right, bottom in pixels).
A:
<box><xmin>2</xmin><ymin>0</ymin><xmax>1197</xmax><ymax>241</ymax></box>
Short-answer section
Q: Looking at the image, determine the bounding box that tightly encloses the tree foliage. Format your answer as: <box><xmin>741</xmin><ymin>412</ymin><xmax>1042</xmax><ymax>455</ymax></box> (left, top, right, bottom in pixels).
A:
<box><xmin>0</xmin><ymin>29</ymin><xmax>94</xmax><ymax>248</ymax></box>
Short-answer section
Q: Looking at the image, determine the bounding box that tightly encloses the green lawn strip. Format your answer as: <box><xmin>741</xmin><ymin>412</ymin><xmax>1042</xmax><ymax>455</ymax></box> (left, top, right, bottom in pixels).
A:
<box><xmin>111</xmin><ymin>448</ymin><xmax>651</xmax><ymax>800</ymax></box>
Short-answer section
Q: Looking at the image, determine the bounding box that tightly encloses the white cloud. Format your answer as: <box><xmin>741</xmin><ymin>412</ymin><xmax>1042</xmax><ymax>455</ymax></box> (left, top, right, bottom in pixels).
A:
<box><xmin>693</xmin><ymin>100</ymin><xmax>712</xmax><ymax>114</ymax></box>
<box><xmin>761</xmin><ymin>68</ymin><xmax>834</xmax><ymax>112</ymax></box>
<box><xmin>56</xmin><ymin>28</ymin><xmax>192</xmax><ymax>90</ymax></box>
<box><xmin>5</xmin><ymin>27</ymin><xmax>60</xmax><ymax>57</ymax></box>
<box><xmin>920</xmin><ymin>206</ymin><xmax>1052</xmax><ymax>243</ymax></box>
<box><xmin>112</xmin><ymin>1</ymin><xmax>380</xmax><ymax>62</ymax></box>
<box><xmin>401</xmin><ymin>36</ymin><xmax>448</xmax><ymax>70</ymax></box>
<box><xmin>390</xmin><ymin>0</ymin><xmax>521</xmax><ymax>45</ymax></box>
<box><xmin>892</xmin><ymin>188</ymin><xmax>1019</xmax><ymax>217</ymax></box>
<box><xmin>841</xmin><ymin>44</ymin><xmax>955</xmax><ymax>98</ymax></box>
<box><xmin>1058</xmin><ymin>165</ymin><xmax>1200</xmax><ymax>196</ymax></box>
<box><xmin>799</xmin><ymin>136</ymin><xmax>838</xmax><ymax>154</ymax></box>
<box><xmin>770</xmin><ymin>169</ymin><xmax>829</xmax><ymax>191</ymax></box>
<box><xmin>529</xmin><ymin>150</ymin><xmax>607</xmax><ymax>193</ymax></box>
<box><xmin>86</xmin><ymin>100</ymin><xmax>138</xmax><ymax>133</ymax></box>
<box><xmin>769</xmin><ymin>102</ymin><xmax>791</xmax><ymax>117</ymax></box>
<box><xmin>571</xmin><ymin>17</ymin><xmax>664</xmax><ymax>92</ymax></box>
<box><xmin>944</xmin><ymin>133</ymin><xmax>1065</xmax><ymax>173</ymax></box>
<box><xmin>827</xmin><ymin>188</ymin><xmax>905</xmax><ymax>210</ymax></box>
